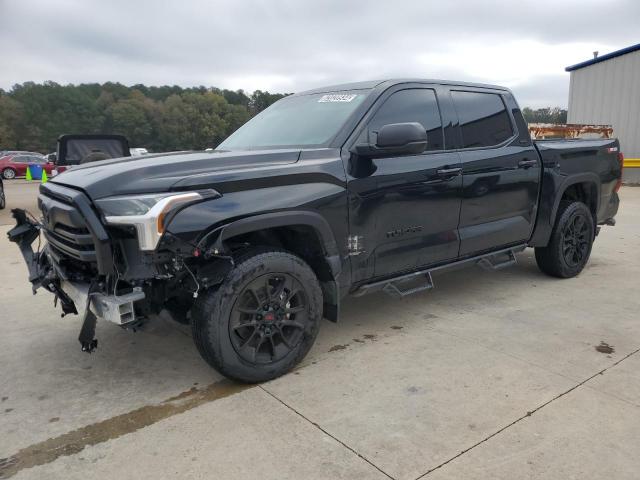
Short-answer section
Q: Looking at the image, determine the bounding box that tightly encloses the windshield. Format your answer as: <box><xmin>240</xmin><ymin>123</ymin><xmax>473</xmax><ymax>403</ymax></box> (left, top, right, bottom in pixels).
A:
<box><xmin>218</xmin><ymin>90</ymin><xmax>369</xmax><ymax>150</ymax></box>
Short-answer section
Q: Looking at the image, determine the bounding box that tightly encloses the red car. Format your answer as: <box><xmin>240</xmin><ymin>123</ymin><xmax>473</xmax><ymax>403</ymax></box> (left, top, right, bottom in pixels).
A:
<box><xmin>0</xmin><ymin>152</ymin><xmax>55</xmax><ymax>179</ymax></box>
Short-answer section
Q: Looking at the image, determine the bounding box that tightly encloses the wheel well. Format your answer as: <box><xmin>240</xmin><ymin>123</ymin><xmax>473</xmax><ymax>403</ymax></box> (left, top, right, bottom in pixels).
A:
<box><xmin>225</xmin><ymin>225</ymin><xmax>339</xmax><ymax>321</ymax></box>
<box><xmin>225</xmin><ymin>225</ymin><xmax>334</xmax><ymax>282</ymax></box>
<box><xmin>561</xmin><ymin>182</ymin><xmax>597</xmax><ymax>216</ymax></box>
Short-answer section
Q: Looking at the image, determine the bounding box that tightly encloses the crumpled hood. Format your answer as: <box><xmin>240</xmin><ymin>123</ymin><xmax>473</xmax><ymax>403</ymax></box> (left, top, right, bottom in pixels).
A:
<box><xmin>51</xmin><ymin>149</ymin><xmax>301</xmax><ymax>199</ymax></box>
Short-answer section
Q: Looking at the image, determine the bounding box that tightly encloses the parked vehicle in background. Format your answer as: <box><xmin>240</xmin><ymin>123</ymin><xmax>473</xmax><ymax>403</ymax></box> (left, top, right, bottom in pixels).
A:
<box><xmin>44</xmin><ymin>153</ymin><xmax>61</xmax><ymax>176</ymax></box>
<box><xmin>8</xmin><ymin>79</ymin><xmax>622</xmax><ymax>383</ymax></box>
<box><xmin>1</xmin><ymin>150</ymin><xmax>42</xmax><ymax>156</ymax></box>
<box><xmin>0</xmin><ymin>150</ymin><xmax>36</xmax><ymax>160</ymax></box>
<box><xmin>129</xmin><ymin>148</ymin><xmax>149</xmax><ymax>156</ymax></box>
<box><xmin>0</xmin><ymin>176</ymin><xmax>5</xmax><ymax>209</ymax></box>
<box><xmin>50</xmin><ymin>134</ymin><xmax>131</xmax><ymax>176</ymax></box>
<box><xmin>0</xmin><ymin>152</ymin><xmax>53</xmax><ymax>179</ymax></box>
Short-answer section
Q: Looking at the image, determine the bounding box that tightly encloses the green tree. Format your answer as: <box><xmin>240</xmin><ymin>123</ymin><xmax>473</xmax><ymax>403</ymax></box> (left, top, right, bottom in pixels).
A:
<box><xmin>0</xmin><ymin>81</ymin><xmax>285</xmax><ymax>152</ymax></box>
<box><xmin>249</xmin><ymin>90</ymin><xmax>288</xmax><ymax>115</ymax></box>
<box><xmin>9</xmin><ymin>81</ymin><xmax>104</xmax><ymax>151</ymax></box>
<box><xmin>221</xmin><ymin>89</ymin><xmax>250</xmax><ymax>108</ymax></box>
<box><xmin>0</xmin><ymin>95</ymin><xmax>25</xmax><ymax>149</ymax></box>
<box><xmin>106</xmin><ymin>90</ymin><xmax>158</xmax><ymax>147</ymax></box>
<box><xmin>157</xmin><ymin>94</ymin><xmax>191</xmax><ymax>151</ymax></box>
<box><xmin>522</xmin><ymin>107</ymin><xmax>568</xmax><ymax>124</ymax></box>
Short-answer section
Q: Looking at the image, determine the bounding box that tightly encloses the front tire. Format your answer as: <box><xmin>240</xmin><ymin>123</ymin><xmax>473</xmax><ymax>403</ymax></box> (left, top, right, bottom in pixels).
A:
<box><xmin>535</xmin><ymin>201</ymin><xmax>595</xmax><ymax>278</ymax></box>
<box><xmin>192</xmin><ymin>248</ymin><xmax>323</xmax><ymax>383</ymax></box>
<box><xmin>2</xmin><ymin>168</ymin><xmax>16</xmax><ymax>180</ymax></box>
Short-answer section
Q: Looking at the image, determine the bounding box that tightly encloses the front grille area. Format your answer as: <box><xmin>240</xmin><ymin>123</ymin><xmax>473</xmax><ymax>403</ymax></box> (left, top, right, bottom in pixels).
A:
<box><xmin>38</xmin><ymin>182</ymin><xmax>114</xmax><ymax>275</ymax></box>
<box><xmin>44</xmin><ymin>223</ymin><xmax>97</xmax><ymax>262</ymax></box>
<box><xmin>39</xmin><ymin>190</ymin><xmax>98</xmax><ymax>265</ymax></box>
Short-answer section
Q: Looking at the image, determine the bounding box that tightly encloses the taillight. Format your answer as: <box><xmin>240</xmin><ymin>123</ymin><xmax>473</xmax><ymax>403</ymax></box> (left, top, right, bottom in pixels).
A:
<box><xmin>614</xmin><ymin>152</ymin><xmax>624</xmax><ymax>193</ymax></box>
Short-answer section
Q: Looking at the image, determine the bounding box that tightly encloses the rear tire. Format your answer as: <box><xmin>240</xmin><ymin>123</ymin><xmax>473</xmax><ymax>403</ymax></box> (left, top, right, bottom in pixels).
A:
<box><xmin>192</xmin><ymin>248</ymin><xmax>323</xmax><ymax>383</ymax></box>
<box><xmin>535</xmin><ymin>201</ymin><xmax>595</xmax><ymax>278</ymax></box>
<box><xmin>2</xmin><ymin>168</ymin><xmax>16</xmax><ymax>180</ymax></box>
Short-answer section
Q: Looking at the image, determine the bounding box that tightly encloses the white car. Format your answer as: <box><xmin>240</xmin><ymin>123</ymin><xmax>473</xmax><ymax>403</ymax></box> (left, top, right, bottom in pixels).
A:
<box><xmin>129</xmin><ymin>148</ymin><xmax>149</xmax><ymax>156</ymax></box>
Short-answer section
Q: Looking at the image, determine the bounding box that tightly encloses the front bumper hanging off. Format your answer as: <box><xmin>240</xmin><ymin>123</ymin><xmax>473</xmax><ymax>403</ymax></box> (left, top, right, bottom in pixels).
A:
<box><xmin>7</xmin><ymin>208</ymin><xmax>145</xmax><ymax>352</ymax></box>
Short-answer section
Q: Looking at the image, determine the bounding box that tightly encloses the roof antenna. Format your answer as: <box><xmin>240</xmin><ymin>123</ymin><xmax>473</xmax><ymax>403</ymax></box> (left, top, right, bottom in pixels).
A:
<box><xmin>593</xmin><ymin>51</ymin><xmax>599</xmax><ymax>59</ymax></box>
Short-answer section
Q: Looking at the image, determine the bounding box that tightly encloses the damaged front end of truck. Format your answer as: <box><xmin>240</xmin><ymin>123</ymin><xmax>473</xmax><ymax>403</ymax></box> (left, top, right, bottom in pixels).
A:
<box><xmin>7</xmin><ymin>181</ymin><xmax>230</xmax><ymax>353</ymax></box>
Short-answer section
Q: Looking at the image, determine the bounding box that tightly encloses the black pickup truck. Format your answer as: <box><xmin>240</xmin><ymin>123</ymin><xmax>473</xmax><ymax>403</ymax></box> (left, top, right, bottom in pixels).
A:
<box><xmin>9</xmin><ymin>79</ymin><xmax>622</xmax><ymax>382</ymax></box>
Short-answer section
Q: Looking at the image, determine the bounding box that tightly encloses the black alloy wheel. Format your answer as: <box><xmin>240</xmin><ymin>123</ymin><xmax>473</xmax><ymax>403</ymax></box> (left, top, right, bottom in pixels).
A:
<box><xmin>535</xmin><ymin>200</ymin><xmax>595</xmax><ymax>278</ymax></box>
<box><xmin>561</xmin><ymin>211</ymin><xmax>591</xmax><ymax>267</ymax></box>
<box><xmin>230</xmin><ymin>273</ymin><xmax>309</xmax><ymax>364</ymax></box>
<box><xmin>191</xmin><ymin>248</ymin><xmax>323</xmax><ymax>383</ymax></box>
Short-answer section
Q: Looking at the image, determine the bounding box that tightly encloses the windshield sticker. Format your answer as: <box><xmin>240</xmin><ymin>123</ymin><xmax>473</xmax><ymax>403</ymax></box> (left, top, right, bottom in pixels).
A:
<box><xmin>318</xmin><ymin>94</ymin><xmax>358</xmax><ymax>103</ymax></box>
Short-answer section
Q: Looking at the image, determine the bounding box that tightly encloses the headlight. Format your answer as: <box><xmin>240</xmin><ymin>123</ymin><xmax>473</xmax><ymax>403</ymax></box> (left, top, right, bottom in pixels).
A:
<box><xmin>95</xmin><ymin>191</ymin><xmax>215</xmax><ymax>251</ymax></box>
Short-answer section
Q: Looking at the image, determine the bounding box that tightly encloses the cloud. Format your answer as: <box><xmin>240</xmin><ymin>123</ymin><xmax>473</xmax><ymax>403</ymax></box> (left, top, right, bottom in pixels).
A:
<box><xmin>1</xmin><ymin>0</ymin><xmax>638</xmax><ymax>107</ymax></box>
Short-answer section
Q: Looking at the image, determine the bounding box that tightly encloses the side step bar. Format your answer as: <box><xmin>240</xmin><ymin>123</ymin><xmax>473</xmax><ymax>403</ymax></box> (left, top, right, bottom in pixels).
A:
<box><xmin>477</xmin><ymin>249</ymin><xmax>517</xmax><ymax>271</ymax></box>
<box><xmin>353</xmin><ymin>245</ymin><xmax>526</xmax><ymax>299</ymax></box>
<box><xmin>382</xmin><ymin>271</ymin><xmax>434</xmax><ymax>298</ymax></box>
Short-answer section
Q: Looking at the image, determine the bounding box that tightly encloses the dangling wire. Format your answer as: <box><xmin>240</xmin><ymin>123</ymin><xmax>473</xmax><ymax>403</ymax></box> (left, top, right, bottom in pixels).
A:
<box><xmin>112</xmin><ymin>250</ymin><xmax>122</xmax><ymax>296</ymax></box>
<box><xmin>182</xmin><ymin>260</ymin><xmax>200</xmax><ymax>298</ymax></box>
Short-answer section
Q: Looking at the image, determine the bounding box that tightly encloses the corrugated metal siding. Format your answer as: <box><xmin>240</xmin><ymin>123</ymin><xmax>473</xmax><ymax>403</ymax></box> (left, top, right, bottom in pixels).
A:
<box><xmin>567</xmin><ymin>49</ymin><xmax>640</xmax><ymax>158</ymax></box>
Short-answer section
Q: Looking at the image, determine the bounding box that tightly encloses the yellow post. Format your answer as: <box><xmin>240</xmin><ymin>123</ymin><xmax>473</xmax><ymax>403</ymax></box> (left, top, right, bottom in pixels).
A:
<box><xmin>25</xmin><ymin>166</ymin><xmax>32</xmax><ymax>181</ymax></box>
<box><xmin>41</xmin><ymin>169</ymin><xmax>48</xmax><ymax>184</ymax></box>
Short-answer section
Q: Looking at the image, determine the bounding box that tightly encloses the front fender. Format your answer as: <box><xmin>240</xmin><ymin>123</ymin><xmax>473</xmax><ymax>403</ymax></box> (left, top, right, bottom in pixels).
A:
<box><xmin>163</xmin><ymin>183</ymin><xmax>347</xmax><ymax>277</ymax></box>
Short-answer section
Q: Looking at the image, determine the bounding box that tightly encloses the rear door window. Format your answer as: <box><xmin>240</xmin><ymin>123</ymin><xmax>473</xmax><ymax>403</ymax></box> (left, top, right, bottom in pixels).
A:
<box><xmin>367</xmin><ymin>89</ymin><xmax>444</xmax><ymax>151</ymax></box>
<box><xmin>451</xmin><ymin>91</ymin><xmax>514</xmax><ymax>148</ymax></box>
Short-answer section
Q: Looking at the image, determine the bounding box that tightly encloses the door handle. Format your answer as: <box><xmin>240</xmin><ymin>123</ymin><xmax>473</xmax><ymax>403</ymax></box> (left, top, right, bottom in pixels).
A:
<box><xmin>518</xmin><ymin>159</ymin><xmax>538</xmax><ymax>169</ymax></box>
<box><xmin>436</xmin><ymin>167</ymin><xmax>462</xmax><ymax>177</ymax></box>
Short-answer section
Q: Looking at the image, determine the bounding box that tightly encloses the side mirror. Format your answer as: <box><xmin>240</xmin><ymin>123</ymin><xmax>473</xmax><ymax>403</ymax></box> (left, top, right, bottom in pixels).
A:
<box><xmin>353</xmin><ymin>122</ymin><xmax>427</xmax><ymax>158</ymax></box>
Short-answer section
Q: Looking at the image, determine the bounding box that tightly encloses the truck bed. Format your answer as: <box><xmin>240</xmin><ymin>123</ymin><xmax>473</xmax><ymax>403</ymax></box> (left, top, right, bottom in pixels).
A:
<box><xmin>535</xmin><ymin>138</ymin><xmax>619</xmax><ymax>174</ymax></box>
<box><xmin>529</xmin><ymin>138</ymin><xmax>622</xmax><ymax>247</ymax></box>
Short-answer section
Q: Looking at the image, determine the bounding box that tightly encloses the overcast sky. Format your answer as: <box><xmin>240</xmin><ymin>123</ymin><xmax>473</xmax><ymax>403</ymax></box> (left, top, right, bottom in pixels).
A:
<box><xmin>1</xmin><ymin>0</ymin><xmax>638</xmax><ymax>107</ymax></box>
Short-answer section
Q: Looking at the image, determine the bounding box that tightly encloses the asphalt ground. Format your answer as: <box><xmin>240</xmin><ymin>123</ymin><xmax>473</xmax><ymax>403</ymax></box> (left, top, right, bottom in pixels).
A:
<box><xmin>1</xmin><ymin>181</ymin><xmax>639</xmax><ymax>479</ymax></box>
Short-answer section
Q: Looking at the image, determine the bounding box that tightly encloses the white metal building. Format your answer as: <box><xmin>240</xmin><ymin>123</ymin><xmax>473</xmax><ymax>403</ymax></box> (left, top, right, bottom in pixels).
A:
<box><xmin>566</xmin><ymin>43</ymin><xmax>640</xmax><ymax>181</ymax></box>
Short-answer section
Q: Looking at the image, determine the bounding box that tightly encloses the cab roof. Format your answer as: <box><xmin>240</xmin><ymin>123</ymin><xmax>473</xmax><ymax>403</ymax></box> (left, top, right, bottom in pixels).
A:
<box><xmin>296</xmin><ymin>78</ymin><xmax>510</xmax><ymax>95</ymax></box>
